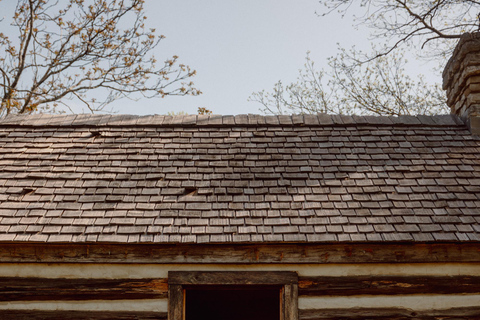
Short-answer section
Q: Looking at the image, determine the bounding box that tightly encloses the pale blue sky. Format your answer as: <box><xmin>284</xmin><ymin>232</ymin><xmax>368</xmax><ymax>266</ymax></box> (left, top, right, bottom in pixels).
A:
<box><xmin>0</xmin><ymin>0</ymin><xmax>439</xmax><ymax>115</ymax></box>
<box><xmin>118</xmin><ymin>0</ymin><xmax>369</xmax><ymax>115</ymax></box>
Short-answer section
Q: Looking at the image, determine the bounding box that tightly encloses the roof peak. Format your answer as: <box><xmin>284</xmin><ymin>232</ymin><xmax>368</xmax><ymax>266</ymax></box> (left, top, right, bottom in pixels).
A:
<box><xmin>0</xmin><ymin>113</ymin><xmax>463</xmax><ymax>128</ymax></box>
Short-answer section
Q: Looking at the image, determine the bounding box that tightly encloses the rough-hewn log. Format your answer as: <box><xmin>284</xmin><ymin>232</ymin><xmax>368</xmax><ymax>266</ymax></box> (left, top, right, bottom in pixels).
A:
<box><xmin>1</xmin><ymin>274</ymin><xmax>479</xmax><ymax>302</ymax></box>
<box><xmin>169</xmin><ymin>271</ymin><xmax>297</xmax><ymax>285</ymax></box>
<box><xmin>299</xmin><ymin>307</ymin><xmax>480</xmax><ymax>320</ymax></box>
<box><xmin>298</xmin><ymin>275</ymin><xmax>480</xmax><ymax>296</ymax></box>
<box><xmin>0</xmin><ymin>310</ymin><xmax>166</xmax><ymax>320</ymax></box>
<box><xmin>0</xmin><ymin>277</ymin><xmax>167</xmax><ymax>301</ymax></box>
<box><xmin>0</xmin><ymin>243</ymin><xmax>479</xmax><ymax>264</ymax></box>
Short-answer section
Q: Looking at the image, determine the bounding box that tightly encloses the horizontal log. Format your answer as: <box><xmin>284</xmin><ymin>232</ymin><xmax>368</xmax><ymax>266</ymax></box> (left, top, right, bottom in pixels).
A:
<box><xmin>1</xmin><ymin>274</ymin><xmax>479</xmax><ymax>302</ymax></box>
<box><xmin>299</xmin><ymin>307</ymin><xmax>480</xmax><ymax>320</ymax></box>
<box><xmin>0</xmin><ymin>242</ymin><xmax>479</xmax><ymax>264</ymax></box>
<box><xmin>298</xmin><ymin>275</ymin><xmax>480</xmax><ymax>296</ymax></box>
<box><xmin>0</xmin><ymin>311</ymin><xmax>166</xmax><ymax>320</ymax></box>
<box><xmin>0</xmin><ymin>277</ymin><xmax>167</xmax><ymax>301</ymax></box>
<box><xmin>169</xmin><ymin>271</ymin><xmax>298</xmax><ymax>285</ymax></box>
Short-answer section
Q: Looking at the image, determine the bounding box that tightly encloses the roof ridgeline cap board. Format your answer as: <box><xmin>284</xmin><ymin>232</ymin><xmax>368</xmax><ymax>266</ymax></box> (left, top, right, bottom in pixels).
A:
<box><xmin>0</xmin><ymin>113</ymin><xmax>464</xmax><ymax>128</ymax></box>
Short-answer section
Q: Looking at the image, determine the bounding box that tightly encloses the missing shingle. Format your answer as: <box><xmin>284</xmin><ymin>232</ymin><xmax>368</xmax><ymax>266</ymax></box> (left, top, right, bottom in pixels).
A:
<box><xmin>19</xmin><ymin>188</ymin><xmax>35</xmax><ymax>196</ymax></box>
<box><xmin>183</xmin><ymin>187</ymin><xmax>197</xmax><ymax>196</ymax></box>
<box><xmin>90</xmin><ymin>131</ymin><xmax>102</xmax><ymax>138</ymax></box>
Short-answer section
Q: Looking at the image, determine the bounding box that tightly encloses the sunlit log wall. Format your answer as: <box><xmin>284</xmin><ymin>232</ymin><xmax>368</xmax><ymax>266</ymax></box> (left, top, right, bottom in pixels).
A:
<box><xmin>0</xmin><ymin>244</ymin><xmax>480</xmax><ymax>319</ymax></box>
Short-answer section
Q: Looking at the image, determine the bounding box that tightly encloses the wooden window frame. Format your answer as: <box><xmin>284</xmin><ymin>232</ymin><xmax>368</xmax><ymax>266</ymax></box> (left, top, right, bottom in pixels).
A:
<box><xmin>168</xmin><ymin>271</ymin><xmax>298</xmax><ymax>320</ymax></box>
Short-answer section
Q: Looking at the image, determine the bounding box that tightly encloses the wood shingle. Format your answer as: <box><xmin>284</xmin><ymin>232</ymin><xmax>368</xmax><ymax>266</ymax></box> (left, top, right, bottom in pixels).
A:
<box><xmin>0</xmin><ymin>113</ymin><xmax>478</xmax><ymax>244</ymax></box>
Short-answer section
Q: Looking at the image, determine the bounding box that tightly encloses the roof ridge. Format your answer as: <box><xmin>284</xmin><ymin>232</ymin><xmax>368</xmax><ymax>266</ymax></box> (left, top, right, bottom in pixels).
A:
<box><xmin>0</xmin><ymin>113</ymin><xmax>464</xmax><ymax>127</ymax></box>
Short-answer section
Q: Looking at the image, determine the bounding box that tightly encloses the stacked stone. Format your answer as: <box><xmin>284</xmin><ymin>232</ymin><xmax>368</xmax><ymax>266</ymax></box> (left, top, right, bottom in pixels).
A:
<box><xmin>443</xmin><ymin>32</ymin><xmax>480</xmax><ymax>135</ymax></box>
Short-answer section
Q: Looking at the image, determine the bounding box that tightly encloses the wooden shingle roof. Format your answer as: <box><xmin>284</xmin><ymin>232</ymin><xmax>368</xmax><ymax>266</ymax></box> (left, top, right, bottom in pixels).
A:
<box><xmin>0</xmin><ymin>113</ymin><xmax>479</xmax><ymax>244</ymax></box>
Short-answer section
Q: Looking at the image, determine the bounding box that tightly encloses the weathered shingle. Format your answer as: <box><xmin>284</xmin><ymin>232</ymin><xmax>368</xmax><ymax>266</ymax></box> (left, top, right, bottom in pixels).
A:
<box><xmin>0</xmin><ymin>114</ymin><xmax>478</xmax><ymax>244</ymax></box>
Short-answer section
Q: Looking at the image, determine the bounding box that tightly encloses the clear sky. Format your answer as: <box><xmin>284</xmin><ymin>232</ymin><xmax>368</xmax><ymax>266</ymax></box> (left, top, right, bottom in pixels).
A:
<box><xmin>0</xmin><ymin>0</ymin><xmax>439</xmax><ymax>116</ymax></box>
<box><xmin>114</xmin><ymin>0</ymin><xmax>370</xmax><ymax>115</ymax></box>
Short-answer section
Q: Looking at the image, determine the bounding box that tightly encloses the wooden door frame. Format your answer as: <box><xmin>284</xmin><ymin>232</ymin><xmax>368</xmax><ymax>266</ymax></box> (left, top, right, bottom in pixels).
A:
<box><xmin>168</xmin><ymin>271</ymin><xmax>298</xmax><ymax>320</ymax></box>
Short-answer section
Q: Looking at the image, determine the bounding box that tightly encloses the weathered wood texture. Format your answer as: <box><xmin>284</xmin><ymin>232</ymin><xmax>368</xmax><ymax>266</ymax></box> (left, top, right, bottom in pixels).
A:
<box><xmin>1</xmin><ymin>275</ymin><xmax>480</xmax><ymax>302</ymax></box>
<box><xmin>284</xmin><ymin>284</ymin><xmax>299</xmax><ymax>320</ymax></box>
<box><xmin>299</xmin><ymin>307</ymin><xmax>480</xmax><ymax>320</ymax></box>
<box><xmin>0</xmin><ymin>243</ymin><xmax>479</xmax><ymax>263</ymax></box>
<box><xmin>0</xmin><ymin>277</ymin><xmax>167</xmax><ymax>301</ymax></box>
<box><xmin>0</xmin><ymin>311</ymin><xmax>166</xmax><ymax>320</ymax></box>
<box><xmin>298</xmin><ymin>275</ymin><xmax>480</xmax><ymax>296</ymax></box>
<box><xmin>168</xmin><ymin>284</ymin><xmax>183</xmax><ymax>320</ymax></box>
<box><xmin>169</xmin><ymin>271</ymin><xmax>298</xmax><ymax>285</ymax></box>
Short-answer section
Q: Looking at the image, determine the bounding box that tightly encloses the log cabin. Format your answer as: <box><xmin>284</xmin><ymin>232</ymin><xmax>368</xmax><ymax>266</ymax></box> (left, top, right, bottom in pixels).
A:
<box><xmin>0</xmin><ymin>34</ymin><xmax>480</xmax><ymax>320</ymax></box>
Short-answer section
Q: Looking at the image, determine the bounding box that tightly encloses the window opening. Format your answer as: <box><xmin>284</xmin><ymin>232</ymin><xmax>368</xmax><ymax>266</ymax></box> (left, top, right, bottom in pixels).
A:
<box><xmin>168</xmin><ymin>271</ymin><xmax>298</xmax><ymax>320</ymax></box>
<box><xmin>185</xmin><ymin>285</ymin><xmax>280</xmax><ymax>320</ymax></box>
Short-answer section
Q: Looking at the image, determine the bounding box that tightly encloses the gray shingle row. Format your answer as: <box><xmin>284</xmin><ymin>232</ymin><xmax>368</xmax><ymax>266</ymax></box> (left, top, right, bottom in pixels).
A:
<box><xmin>0</xmin><ymin>114</ymin><xmax>479</xmax><ymax>244</ymax></box>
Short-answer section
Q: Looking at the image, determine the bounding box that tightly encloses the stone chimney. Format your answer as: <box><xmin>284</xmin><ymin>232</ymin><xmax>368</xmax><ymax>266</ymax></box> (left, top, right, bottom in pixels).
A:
<box><xmin>443</xmin><ymin>32</ymin><xmax>480</xmax><ymax>135</ymax></box>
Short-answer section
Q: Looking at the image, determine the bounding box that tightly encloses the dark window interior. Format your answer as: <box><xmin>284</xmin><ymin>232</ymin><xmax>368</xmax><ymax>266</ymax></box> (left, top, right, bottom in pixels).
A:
<box><xmin>185</xmin><ymin>285</ymin><xmax>280</xmax><ymax>320</ymax></box>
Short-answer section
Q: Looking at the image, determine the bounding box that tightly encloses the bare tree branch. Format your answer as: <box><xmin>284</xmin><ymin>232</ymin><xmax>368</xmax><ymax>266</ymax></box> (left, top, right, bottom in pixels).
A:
<box><xmin>250</xmin><ymin>50</ymin><xmax>447</xmax><ymax>116</ymax></box>
<box><xmin>251</xmin><ymin>1</ymin><xmax>475</xmax><ymax>116</ymax></box>
<box><xmin>318</xmin><ymin>0</ymin><xmax>479</xmax><ymax>62</ymax></box>
<box><xmin>0</xmin><ymin>0</ymin><xmax>201</xmax><ymax>116</ymax></box>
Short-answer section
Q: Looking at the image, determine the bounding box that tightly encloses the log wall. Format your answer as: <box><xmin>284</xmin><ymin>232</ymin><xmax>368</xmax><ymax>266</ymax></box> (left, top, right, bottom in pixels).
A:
<box><xmin>0</xmin><ymin>262</ymin><xmax>480</xmax><ymax>319</ymax></box>
<box><xmin>1</xmin><ymin>243</ymin><xmax>480</xmax><ymax>319</ymax></box>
